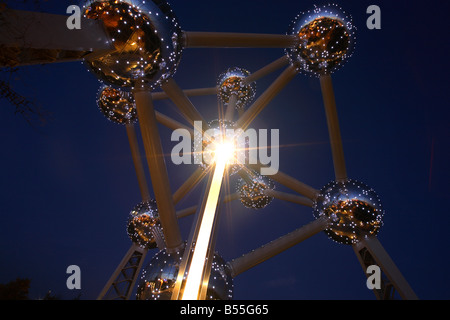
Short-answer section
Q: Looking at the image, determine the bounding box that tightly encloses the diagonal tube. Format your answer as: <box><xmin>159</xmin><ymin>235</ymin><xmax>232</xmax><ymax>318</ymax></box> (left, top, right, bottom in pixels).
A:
<box><xmin>133</xmin><ymin>86</ymin><xmax>183</xmax><ymax>251</ymax></box>
<box><xmin>173</xmin><ymin>167</ymin><xmax>208</xmax><ymax>205</ymax></box>
<box><xmin>236</xmin><ymin>65</ymin><xmax>298</xmax><ymax>130</ymax></box>
<box><xmin>181</xmin><ymin>157</ymin><xmax>228</xmax><ymax>300</ymax></box>
<box><xmin>152</xmin><ymin>87</ymin><xmax>218</xmax><ymax>101</ymax></box>
<box><xmin>228</xmin><ymin>217</ymin><xmax>329</xmax><ymax>277</ymax></box>
<box><xmin>161</xmin><ymin>78</ymin><xmax>206</xmax><ymax>131</ymax></box>
<box><xmin>125</xmin><ymin>124</ymin><xmax>151</xmax><ymax>202</ymax></box>
<box><xmin>264</xmin><ymin>189</ymin><xmax>314</xmax><ymax>207</ymax></box>
<box><xmin>242</xmin><ymin>56</ymin><xmax>290</xmax><ymax>85</ymax></box>
<box><xmin>183</xmin><ymin>32</ymin><xmax>298</xmax><ymax>48</ymax></box>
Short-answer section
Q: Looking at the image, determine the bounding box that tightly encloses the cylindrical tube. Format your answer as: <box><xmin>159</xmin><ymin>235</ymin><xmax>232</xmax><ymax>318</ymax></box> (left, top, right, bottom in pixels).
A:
<box><xmin>237</xmin><ymin>65</ymin><xmax>298</xmax><ymax>130</ymax></box>
<box><xmin>133</xmin><ymin>87</ymin><xmax>183</xmax><ymax>251</ymax></box>
<box><xmin>125</xmin><ymin>124</ymin><xmax>151</xmax><ymax>202</ymax></box>
<box><xmin>183</xmin><ymin>32</ymin><xmax>298</xmax><ymax>48</ymax></box>
<box><xmin>242</xmin><ymin>56</ymin><xmax>290</xmax><ymax>85</ymax></box>
<box><xmin>320</xmin><ymin>75</ymin><xmax>347</xmax><ymax>182</ymax></box>
<box><xmin>228</xmin><ymin>217</ymin><xmax>329</xmax><ymax>277</ymax></box>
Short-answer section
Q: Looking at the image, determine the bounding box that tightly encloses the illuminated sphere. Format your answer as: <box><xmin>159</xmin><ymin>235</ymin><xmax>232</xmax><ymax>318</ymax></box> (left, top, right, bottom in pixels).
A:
<box><xmin>218</xmin><ymin>67</ymin><xmax>256</xmax><ymax>110</ymax></box>
<box><xmin>97</xmin><ymin>85</ymin><xmax>137</xmax><ymax>124</ymax></box>
<box><xmin>237</xmin><ymin>174</ymin><xmax>275</xmax><ymax>210</ymax></box>
<box><xmin>82</xmin><ymin>0</ymin><xmax>183</xmax><ymax>88</ymax></box>
<box><xmin>136</xmin><ymin>246</ymin><xmax>233</xmax><ymax>300</ymax></box>
<box><xmin>193</xmin><ymin>119</ymin><xmax>242</xmax><ymax>176</ymax></box>
<box><xmin>313</xmin><ymin>179</ymin><xmax>384</xmax><ymax>245</ymax></box>
<box><xmin>286</xmin><ymin>4</ymin><xmax>356</xmax><ymax>76</ymax></box>
<box><xmin>126</xmin><ymin>200</ymin><xmax>163</xmax><ymax>250</ymax></box>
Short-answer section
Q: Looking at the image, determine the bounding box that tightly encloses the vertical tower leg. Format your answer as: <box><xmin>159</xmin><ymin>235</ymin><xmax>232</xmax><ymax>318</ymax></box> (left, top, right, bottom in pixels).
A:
<box><xmin>353</xmin><ymin>237</ymin><xmax>418</xmax><ymax>300</ymax></box>
<box><xmin>320</xmin><ymin>75</ymin><xmax>348</xmax><ymax>182</ymax></box>
<box><xmin>133</xmin><ymin>86</ymin><xmax>183</xmax><ymax>251</ymax></box>
<box><xmin>97</xmin><ymin>244</ymin><xmax>148</xmax><ymax>300</ymax></box>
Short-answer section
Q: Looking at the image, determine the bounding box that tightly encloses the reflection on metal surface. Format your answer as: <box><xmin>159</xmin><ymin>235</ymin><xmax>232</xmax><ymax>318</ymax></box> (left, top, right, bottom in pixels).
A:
<box><xmin>82</xmin><ymin>0</ymin><xmax>182</xmax><ymax>88</ymax></box>
<box><xmin>126</xmin><ymin>200</ymin><xmax>164</xmax><ymax>250</ymax></box>
<box><xmin>313</xmin><ymin>179</ymin><xmax>384</xmax><ymax>245</ymax></box>
<box><xmin>237</xmin><ymin>173</ymin><xmax>275</xmax><ymax>210</ymax></box>
<box><xmin>218</xmin><ymin>67</ymin><xmax>256</xmax><ymax>110</ymax></box>
<box><xmin>97</xmin><ymin>85</ymin><xmax>137</xmax><ymax>124</ymax></box>
<box><xmin>286</xmin><ymin>4</ymin><xmax>356</xmax><ymax>76</ymax></box>
<box><xmin>136</xmin><ymin>245</ymin><xmax>233</xmax><ymax>300</ymax></box>
<box><xmin>181</xmin><ymin>142</ymin><xmax>233</xmax><ymax>300</ymax></box>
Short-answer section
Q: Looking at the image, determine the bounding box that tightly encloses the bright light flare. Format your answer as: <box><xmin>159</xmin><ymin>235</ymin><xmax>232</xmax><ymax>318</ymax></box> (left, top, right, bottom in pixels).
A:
<box><xmin>213</xmin><ymin>141</ymin><xmax>236</xmax><ymax>165</ymax></box>
<box><xmin>181</xmin><ymin>141</ymin><xmax>234</xmax><ymax>300</ymax></box>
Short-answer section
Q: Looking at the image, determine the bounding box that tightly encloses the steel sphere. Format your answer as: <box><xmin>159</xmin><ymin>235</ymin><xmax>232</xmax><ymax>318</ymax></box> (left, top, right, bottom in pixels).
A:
<box><xmin>237</xmin><ymin>173</ymin><xmax>275</xmax><ymax>210</ymax></box>
<box><xmin>193</xmin><ymin>119</ymin><xmax>242</xmax><ymax>176</ymax></box>
<box><xmin>286</xmin><ymin>4</ymin><xmax>356</xmax><ymax>76</ymax></box>
<box><xmin>136</xmin><ymin>246</ymin><xmax>233</xmax><ymax>300</ymax></box>
<box><xmin>81</xmin><ymin>0</ymin><xmax>183</xmax><ymax>88</ymax></box>
<box><xmin>97</xmin><ymin>85</ymin><xmax>137</xmax><ymax>124</ymax></box>
<box><xmin>218</xmin><ymin>67</ymin><xmax>256</xmax><ymax>110</ymax></box>
<box><xmin>313</xmin><ymin>179</ymin><xmax>384</xmax><ymax>245</ymax></box>
<box><xmin>126</xmin><ymin>200</ymin><xmax>163</xmax><ymax>250</ymax></box>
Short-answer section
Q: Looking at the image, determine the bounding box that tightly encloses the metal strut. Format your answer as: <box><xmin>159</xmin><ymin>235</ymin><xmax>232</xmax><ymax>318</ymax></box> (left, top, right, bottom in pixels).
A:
<box><xmin>97</xmin><ymin>244</ymin><xmax>148</xmax><ymax>300</ymax></box>
<box><xmin>353</xmin><ymin>237</ymin><xmax>418</xmax><ymax>300</ymax></box>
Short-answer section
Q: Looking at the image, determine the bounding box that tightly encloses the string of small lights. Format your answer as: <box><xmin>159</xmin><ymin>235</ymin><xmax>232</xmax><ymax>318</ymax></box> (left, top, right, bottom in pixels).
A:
<box><xmin>218</xmin><ymin>67</ymin><xmax>257</xmax><ymax>110</ymax></box>
<box><xmin>136</xmin><ymin>243</ymin><xmax>233</xmax><ymax>300</ymax></box>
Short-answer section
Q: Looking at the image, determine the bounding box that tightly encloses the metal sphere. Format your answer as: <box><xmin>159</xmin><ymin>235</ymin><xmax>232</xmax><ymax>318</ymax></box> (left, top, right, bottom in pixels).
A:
<box><xmin>126</xmin><ymin>200</ymin><xmax>163</xmax><ymax>250</ymax></box>
<box><xmin>286</xmin><ymin>4</ymin><xmax>356</xmax><ymax>76</ymax></box>
<box><xmin>237</xmin><ymin>173</ymin><xmax>275</xmax><ymax>210</ymax></box>
<box><xmin>218</xmin><ymin>67</ymin><xmax>256</xmax><ymax>110</ymax></box>
<box><xmin>82</xmin><ymin>0</ymin><xmax>183</xmax><ymax>88</ymax></box>
<box><xmin>97</xmin><ymin>85</ymin><xmax>137</xmax><ymax>124</ymax></box>
<box><xmin>136</xmin><ymin>246</ymin><xmax>233</xmax><ymax>300</ymax></box>
<box><xmin>193</xmin><ymin>119</ymin><xmax>242</xmax><ymax>176</ymax></box>
<box><xmin>313</xmin><ymin>179</ymin><xmax>384</xmax><ymax>245</ymax></box>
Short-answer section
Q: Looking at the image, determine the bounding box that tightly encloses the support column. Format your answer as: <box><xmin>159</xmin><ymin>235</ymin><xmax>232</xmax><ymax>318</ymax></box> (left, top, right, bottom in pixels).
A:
<box><xmin>353</xmin><ymin>237</ymin><xmax>418</xmax><ymax>300</ymax></box>
<box><xmin>225</xmin><ymin>94</ymin><xmax>238</xmax><ymax>122</ymax></box>
<box><xmin>133</xmin><ymin>85</ymin><xmax>183</xmax><ymax>251</ymax></box>
<box><xmin>320</xmin><ymin>75</ymin><xmax>347</xmax><ymax>182</ymax></box>
<box><xmin>0</xmin><ymin>9</ymin><xmax>113</xmax><ymax>67</ymax></box>
<box><xmin>126</xmin><ymin>124</ymin><xmax>151</xmax><ymax>202</ymax></box>
<box><xmin>97</xmin><ymin>244</ymin><xmax>147</xmax><ymax>300</ymax></box>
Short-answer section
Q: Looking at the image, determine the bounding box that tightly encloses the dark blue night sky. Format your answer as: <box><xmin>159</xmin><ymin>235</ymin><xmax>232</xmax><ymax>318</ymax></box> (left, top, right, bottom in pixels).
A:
<box><xmin>0</xmin><ymin>0</ymin><xmax>449</xmax><ymax>301</ymax></box>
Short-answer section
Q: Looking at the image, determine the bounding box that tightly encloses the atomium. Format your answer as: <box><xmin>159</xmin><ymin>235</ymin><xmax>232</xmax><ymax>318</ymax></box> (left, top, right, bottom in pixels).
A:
<box><xmin>3</xmin><ymin>0</ymin><xmax>420</xmax><ymax>302</ymax></box>
<box><xmin>81</xmin><ymin>0</ymin><xmax>183</xmax><ymax>88</ymax></box>
<box><xmin>313</xmin><ymin>179</ymin><xmax>384</xmax><ymax>245</ymax></box>
<box><xmin>136</xmin><ymin>245</ymin><xmax>233</xmax><ymax>300</ymax></box>
<box><xmin>126</xmin><ymin>199</ymin><xmax>164</xmax><ymax>250</ymax></box>
<box><xmin>218</xmin><ymin>67</ymin><xmax>256</xmax><ymax>110</ymax></box>
<box><xmin>237</xmin><ymin>173</ymin><xmax>275</xmax><ymax>210</ymax></box>
<box><xmin>97</xmin><ymin>85</ymin><xmax>137</xmax><ymax>124</ymax></box>
<box><xmin>286</xmin><ymin>4</ymin><xmax>356</xmax><ymax>76</ymax></box>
